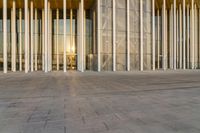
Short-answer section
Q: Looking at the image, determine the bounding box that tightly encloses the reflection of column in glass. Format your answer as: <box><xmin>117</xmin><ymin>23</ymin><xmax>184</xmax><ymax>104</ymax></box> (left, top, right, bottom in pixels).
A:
<box><xmin>35</xmin><ymin>9</ymin><xmax>38</xmax><ymax>71</ymax></box>
<box><xmin>42</xmin><ymin>10</ymin><xmax>44</xmax><ymax>71</ymax></box>
<box><xmin>127</xmin><ymin>0</ymin><xmax>130</xmax><ymax>71</ymax></box>
<box><xmin>30</xmin><ymin>1</ymin><xmax>34</xmax><ymax>72</ymax></box>
<box><xmin>140</xmin><ymin>0</ymin><xmax>143</xmax><ymax>71</ymax></box>
<box><xmin>63</xmin><ymin>0</ymin><xmax>67</xmax><ymax>72</ymax></box>
<box><xmin>56</xmin><ymin>9</ymin><xmax>59</xmax><ymax>71</ymax></box>
<box><xmin>173</xmin><ymin>0</ymin><xmax>176</xmax><ymax>70</ymax></box>
<box><xmin>157</xmin><ymin>10</ymin><xmax>160</xmax><ymax>69</ymax></box>
<box><xmin>12</xmin><ymin>0</ymin><xmax>16</xmax><ymax>72</ymax></box>
<box><xmin>19</xmin><ymin>9</ymin><xmax>22</xmax><ymax>71</ymax></box>
<box><xmin>179</xmin><ymin>4</ymin><xmax>182</xmax><ymax>69</ymax></box>
<box><xmin>152</xmin><ymin>0</ymin><xmax>155</xmax><ymax>71</ymax></box>
<box><xmin>3</xmin><ymin>0</ymin><xmax>7</xmax><ymax>73</ymax></box>
<box><xmin>70</xmin><ymin>9</ymin><xmax>73</xmax><ymax>53</ymax></box>
<box><xmin>113</xmin><ymin>0</ymin><xmax>116</xmax><ymax>71</ymax></box>
<box><xmin>183</xmin><ymin>0</ymin><xmax>186</xmax><ymax>69</ymax></box>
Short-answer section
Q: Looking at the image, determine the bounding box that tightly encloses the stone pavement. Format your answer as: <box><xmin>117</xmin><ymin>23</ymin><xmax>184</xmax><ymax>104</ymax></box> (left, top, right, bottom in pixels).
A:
<box><xmin>0</xmin><ymin>70</ymin><xmax>200</xmax><ymax>133</ymax></box>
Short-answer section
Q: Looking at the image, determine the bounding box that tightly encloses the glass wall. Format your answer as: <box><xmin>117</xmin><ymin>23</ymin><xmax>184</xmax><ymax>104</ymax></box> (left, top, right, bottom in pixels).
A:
<box><xmin>100</xmin><ymin>0</ymin><xmax>113</xmax><ymax>71</ymax></box>
<box><xmin>0</xmin><ymin>9</ymin><xmax>2</xmax><ymax>70</ymax></box>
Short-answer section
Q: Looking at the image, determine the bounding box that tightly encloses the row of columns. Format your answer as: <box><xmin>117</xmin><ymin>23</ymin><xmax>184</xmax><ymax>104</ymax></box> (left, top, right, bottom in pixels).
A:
<box><xmin>2</xmin><ymin>0</ymin><xmax>86</xmax><ymax>73</ymax></box>
<box><xmin>156</xmin><ymin>0</ymin><xmax>200</xmax><ymax>70</ymax></box>
<box><xmin>2</xmin><ymin>0</ymin><xmax>200</xmax><ymax>73</ymax></box>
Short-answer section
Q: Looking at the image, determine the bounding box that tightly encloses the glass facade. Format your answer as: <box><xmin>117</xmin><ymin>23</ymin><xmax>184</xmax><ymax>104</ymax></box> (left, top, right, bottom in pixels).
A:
<box><xmin>0</xmin><ymin>0</ymin><xmax>200</xmax><ymax>73</ymax></box>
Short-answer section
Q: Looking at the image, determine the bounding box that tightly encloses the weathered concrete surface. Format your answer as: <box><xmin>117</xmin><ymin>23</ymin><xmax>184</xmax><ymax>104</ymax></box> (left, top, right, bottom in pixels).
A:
<box><xmin>0</xmin><ymin>70</ymin><xmax>200</xmax><ymax>133</ymax></box>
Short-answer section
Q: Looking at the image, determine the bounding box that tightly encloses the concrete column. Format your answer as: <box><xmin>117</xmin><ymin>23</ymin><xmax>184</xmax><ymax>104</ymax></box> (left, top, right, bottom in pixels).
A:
<box><xmin>187</xmin><ymin>5</ymin><xmax>190</xmax><ymax>69</ymax></box>
<box><xmin>56</xmin><ymin>9</ymin><xmax>59</xmax><ymax>71</ymax></box>
<box><xmin>177</xmin><ymin>10</ymin><xmax>179</xmax><ymax>67</ymax></box>
<box><xmin>97</xmin><ymin>0</ymin><xmax>101</xmax><ymax>72</ymax></box>
<box><xmin>152</xmin><ymin>0</ymin><xmax>155</xmax><ymax>70</ymax></box>
<box><xmin>30</xmin><ymin>1</ymin><xmax>34</xmax><ymax>72</ymax></box>
<box><xmin>42</xmin><ymin>10</ymin><xmax>45</xmax><ymax>71</ymax></box>
<box><xmin>113</xmin><ymin>0</ymin><xmax>116</xmax><ymax>71</ymax></box>
<box><xmin>63</xmin><ymin>0</ymin><xmax>67</xmax><ymax>72</ymax></box>
<box><xmin>191</xmin><ymin>0</ymin><xmax>194</xmax><ymax>69</ymax></box>
<box><xmin>11</xmin><ymin>0</ymin><xmax>16</xmax><ymax>72</ymax></box>
<box><xmin>19</xmin><ymin>9</ymin><xmax>22</xmax><ymax>71</ymax></box>
<box><xmin>170</xmin><ymin>5</ymin><xmax>173</xmax><ymax>69</ymax></box>
<box><xmin>24</xmin><ymin>0</ymin><xmax>28</xmax><ymax>73</ymax></box>
<box><xmin>173</xmin><ymin>0</ymin><xmax>176</xmax><ymax>70</ymax></box>
<box><xmin>183</xmin><ymin>0</ymin><xmax>186</xmax><ymax>69</ymax></box>
<box><xmin>157</xmin><ymin>10</ymin><xmax>160</xmax><ymax>69</ymax></box>
<box><xmin>93</xmin><ymin>11</ymin><xmax>96</xmax><ymax>54</ymax></box>
<box><xmin>35</xmin><ymin>9</ymin><xmax>38</xmax><ymax>71</ymax></box>
<box><xmin>140</xmin><ymin>0</ymin><xmax>143</xmax><ymax>71</ymax></box>
<box><xmin>199</xmin><ymin>9</ymin><xmax>200</xmax><ymax>68</ymax></box>
<box><xmin>179</xmin><ymin>4</ymin><xmax>182</xmax><ymax>69</ymax></box>
<box><xmin>70</xmin><ymin>9</ymin><xmax>73</xmax><ymax>53</ymax></box>
<box><xmin>48</xmin><ymin>2</ymin><xmax>52</xmax><ymax>71</ymax></box>
<box><xmin>194</xmin><ymin>4</ymin><xmax>197</xmax><ymax>69</ymax></box>
<box><xmin>44</xmin><ymin>0</ymin><xmax>48</xmax><ymax>72</ymax></box>
<box><xmin>3</xmin><ymin>0</ymin><xmax>7</xmax><ymax>73</ymax></box>
<box><xmin>127</xmin><ymin>0</ymin><xmax>130</xmax><ymax>71</ymax></box>
<box><xmin>162</xmin><ymin>0</ymin><xmax>166</xmax><ymax>70</ymax></box>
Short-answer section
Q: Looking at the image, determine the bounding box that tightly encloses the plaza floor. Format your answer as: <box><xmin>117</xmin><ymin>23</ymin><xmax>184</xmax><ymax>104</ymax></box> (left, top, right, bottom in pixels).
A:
<box><xmin>0</xmin><ymin>70</ymin><xmax>200</xmax><ymax>133</ymax></box>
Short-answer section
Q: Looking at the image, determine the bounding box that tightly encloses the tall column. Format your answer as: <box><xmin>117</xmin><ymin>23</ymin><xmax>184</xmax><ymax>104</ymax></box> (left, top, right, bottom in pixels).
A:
<box><xmin>157</xmin><ymin>10</ymin><xmax>160</xmax><ymax>69</ymax></box>
<box><xmin>48</xmin><ymin>2</ymin><xmax>52</xmax><ymax>71</ymax></box>
<box><xmin>44</xmin><ymin>0</ymin><xmax>48</xmax><ymax>72</ymax></box>
<box><xmin>127</xmin><ymin>0</ymin><xmax>130</xmax><ymax>71</ymax></box>
<box><xmin>170</xmin><ymin>5</ymin><xmax>173</xmax><ymax>69</ymax></box>
<box><xmin>140</xmin><ymin>0</ymin><xmax>143</xmax><ymax>71</ymax></box>
<box><xmin>162</xmin><ymin>0</ymin><xmax>166</xmax><ymax>70</ymax></box>
<box><xmin>19</xmin><ymin>9</ymin><xmax>22</xmax><ymax>71</ymax></box>
<box><xmin>56</xmin><ymin>9</ymin><xmax>59</xmax><ymax>71</ymax></box>
<box><xmin>30</xmin><ymin>1</ymin><xmax>34</xmax><ymax>72</ymax></box>
<box><xmin>79</xmin><ymin>0</ymin><xmax>84</xmax><ymax>72</ymax></box>
<box><xmin>173</xmin><ymin>0</ymin><xmax>176</xmax><ymax>70</ymax></box>
<box><xmin>113</xmin><ymin>0</ymin><xmax>116</xmax><ymax>71</ymax></box>
<box><xmin>70</xmin><ymin>9</ymin><xmax>73</xmax><ymax>53</ymax></box>
<box><xmin>93</xmin><ymin>11</ymin><xmax>96</xmax><ymax>55</ymax></box>
<box><xmin>183</xmin><ymin>0</ymin><xmax>186</xmax><ymax>69</ymax></box>
<box><xmin>179</xmin><ymin>4</ymin><xmax>182</xmax><ymax>69</ymax></box>
<box><xmin>191</xmin><ymin>0</ymin><xmax>194</xmax><ymax>69</ymax></box>
<box><xmin>97</xmin><ymin>0</ymin><xmax>101</xmax><ymax>72</ymax></box>
<box><xmin>194</xmin><ymin>4</ymin><xmax>197</xmax><ymax>69</ymax></box>
<box><xmin>42</xmin><ymin>10</ymin><xmax>45</xmax><ymax>71</ymax></box>
<box><xmin>11</xmin><ymin>0</ymin><xmax>16</xmax><ymax>72</ymax></box>
<box><xmin>187</xmin><ymin>5</ymin><xmax>189</xmax><ymax>69</ymax></box>
<box><xmin>152</xmin><ymin>0</ymin><xmax>155</xmax><ymax>70</ymax></box>
<box><xmin>24</xmin><ymin>0</ymin><xmax>28</xmax><ymax>73</ymax></box>
<box><xmin>63</xmin><ymin>0</ymin><xmax>67</xmax><ymax>72</ymax></box>
<box><xmin>177</xmin><ymin>10</ymin><xmax>179</xmax><ymax>67</ymax></box>
<box><xmin>35</xmin><ymin>9</ymin><xmax>38</xmax><ymax>71</ymax></box>
<box><xmin>3</xmin><ymin>0</ymin><xmax>7</xmax><ymax>73</ymax></box>
<box><xmin>199</xmin><ymin>9</ymin><xmax>200</xmax><ymax>68</ymax></box>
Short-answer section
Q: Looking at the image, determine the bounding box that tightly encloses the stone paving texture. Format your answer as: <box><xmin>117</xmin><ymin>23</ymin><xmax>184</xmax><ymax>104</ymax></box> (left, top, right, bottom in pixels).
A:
<box><xmin>0</xmin><ymin>70</ymin><xmax>200</xmax><ymax>133</ymax></box>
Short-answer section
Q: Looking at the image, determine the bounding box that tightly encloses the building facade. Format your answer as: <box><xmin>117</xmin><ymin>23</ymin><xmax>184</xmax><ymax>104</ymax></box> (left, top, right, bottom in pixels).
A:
<box><xmin>0</xmin><ymin>0</ymin><xmax>200</xmax><ymax>73</ymax></box>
